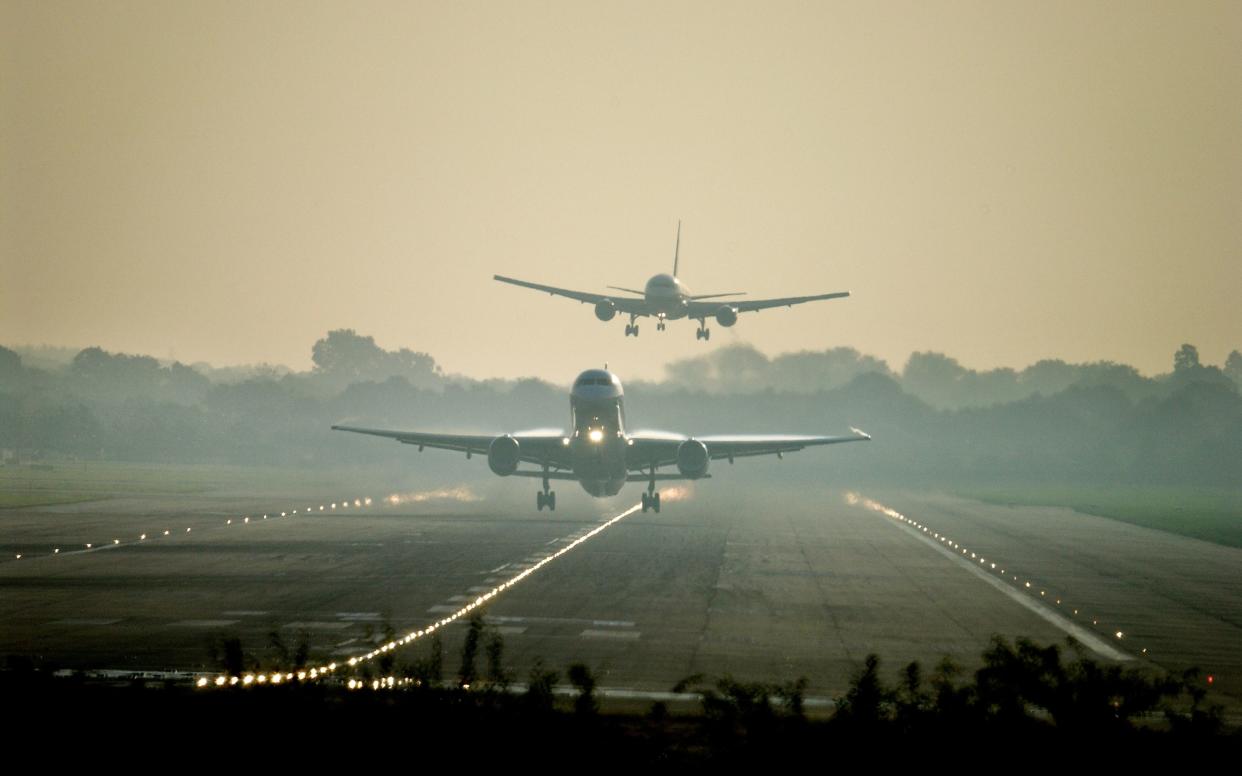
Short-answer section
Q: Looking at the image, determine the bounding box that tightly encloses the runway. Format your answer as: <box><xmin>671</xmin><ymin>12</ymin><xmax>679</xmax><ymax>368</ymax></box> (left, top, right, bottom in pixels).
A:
<box><xmin>2</xmin><ymin>477</ymin><xmax>1238</xmax><ymax>707</ymax></box>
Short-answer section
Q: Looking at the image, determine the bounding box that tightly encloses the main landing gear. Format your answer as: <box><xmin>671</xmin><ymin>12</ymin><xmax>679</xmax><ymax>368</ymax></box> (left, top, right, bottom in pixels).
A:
<box><xmin>536</xmin><ymin>467</ymin><xmax>555</xmax><ymax>511</ymax></box>
<box><xmin>641</xmin><ymin>466</ymin><xmax>661</xmax><ymax>513</ymax></box>
<box><xmin>625</xmin><ymin>315</ymin><xmax>640</xmax><ymax>337</ymax></box>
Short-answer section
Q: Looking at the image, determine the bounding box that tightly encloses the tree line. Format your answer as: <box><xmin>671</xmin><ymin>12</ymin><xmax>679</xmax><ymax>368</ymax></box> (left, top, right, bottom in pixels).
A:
<box><xmin>2</xmin><ymin>331</ymin><xmax>1240</xmax><ymax>487</ymax></box>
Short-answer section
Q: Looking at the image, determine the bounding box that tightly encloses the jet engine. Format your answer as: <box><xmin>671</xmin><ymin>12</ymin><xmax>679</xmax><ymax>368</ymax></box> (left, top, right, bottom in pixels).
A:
<box><xmin>594</xmin><ymin>299</ymin><xmax>617</xmax><ymax>321</ymax></box>
<box><xmin>715</xmin><ymin>305</ymin><xmax>738</xmax><ymax>327</ymax></box>
<box><xmin>676</xmin><ymin>439</ymin><xmax>710</xmax><ymax>479</ymax></box>
<box><xmin>487</xmin><ymin>435</ymin><xmax>521</xmax><ymax>476</ymax></box>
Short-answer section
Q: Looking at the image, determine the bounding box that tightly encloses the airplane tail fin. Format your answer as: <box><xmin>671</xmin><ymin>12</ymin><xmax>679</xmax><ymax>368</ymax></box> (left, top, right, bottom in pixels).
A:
<box><xmin>673</xmin><ymin>219</ymin><xmax>682</xmax><ymax>277</ymax></box>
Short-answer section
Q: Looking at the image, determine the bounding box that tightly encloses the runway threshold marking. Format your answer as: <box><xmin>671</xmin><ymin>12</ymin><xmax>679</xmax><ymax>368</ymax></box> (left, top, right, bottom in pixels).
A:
<box><xmin>847</xmin><ymin>492</ymin><xmax>1132</xmax><ymax>662</ymax></box>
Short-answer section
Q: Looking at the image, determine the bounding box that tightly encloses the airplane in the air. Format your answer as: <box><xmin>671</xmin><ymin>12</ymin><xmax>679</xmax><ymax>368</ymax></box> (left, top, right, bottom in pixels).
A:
<box><xmin>493</xmin><ymin>223</ymin><xmax>850</xmax><ymax>341</ymax></box>
<box><xmin>332</xmin><ymin>368</ymin><xmax>870</xmax><ymax>512</ymax></box>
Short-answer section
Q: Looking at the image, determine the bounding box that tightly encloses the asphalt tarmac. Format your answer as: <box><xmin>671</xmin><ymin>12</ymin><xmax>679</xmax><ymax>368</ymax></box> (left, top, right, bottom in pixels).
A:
<box><xmin>2</xmin><ymin>478</ymin><xmax>1237</xmax><ymax>709</ymax></box>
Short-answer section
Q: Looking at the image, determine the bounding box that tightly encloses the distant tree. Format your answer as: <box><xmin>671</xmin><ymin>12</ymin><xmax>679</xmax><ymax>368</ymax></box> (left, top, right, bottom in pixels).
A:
<box><xmin>567</xmin><ymin>663</ymin><xmax>598</xmax><ymax>717</ymax></box>
<box><xmin>310</xmin><ymin>329</ymin><xmax>439</xmax><ymax>389</ymax></box>
<box><xmin>210</xmin><ymin>636</ymin><xmax>246</xmax><ymax>677</ymax></box>
<box><xmin>428</xmin><ymin>633</ymin><xmax>443</xmax><ymax>683</ymax></box>
<box><xmin>1225</xmin><ymin>350</ymin><xmax>1242</xmax><ymax>388</ymax></box>
<box><xmin>893</xmin><ymin>661</ymin><xmax>931</xmax><ymax>732</ymax></box>
<box><xmin>267</xmin><ymin>629</ymin><xmax>291</xmax><ymax>667</ymax></box>
<box><xmin>524</xmin><ymin>660</ymin><xmax>559</xmax><ymax>713</ymax></box>
<box><xmin>458</xmin><ymin>612</ymin><xmax>484</xmax><ymax>687</ymax></box>
<box><xmin>485</xmin><ymin>631</ymin><xmax>510</xmax><ymax>690</ymax></box>
<box><xmin>833</xmin><ymin>654</ymin><xmax>891</xmax><ymax>726</ymax></box>
<box><xmin>1164</xmin><ymin>668</ymin><xmax>1225</xmax><ymax>736</ymax></box>
<box><xmin>901</xmin><ymin>351</ymin><xmax>968</xmax><ymax>408</ymax></box>
<box><xmin>779</xmin><ymin>676</ymin><xmax>808</xmax><ymax>719</ymax></box>
<box><xmin>311</xmin><ymin>329</ymin><xmax>386</xmax><ymax>379</ymax></box>
<box><xmin>1173</xmin><ymin>343</ymin><xmax>1201</xmax><ymax>372</ymax></box>
<box><xmin>0</xmin><ymin>346</ymin><xmax>22</xmax><ymax>379</ymax></box>
<box><xmin>292</xmin><ymin>629</ymin><xmax>311</xmax><ymax>667</ymax></box>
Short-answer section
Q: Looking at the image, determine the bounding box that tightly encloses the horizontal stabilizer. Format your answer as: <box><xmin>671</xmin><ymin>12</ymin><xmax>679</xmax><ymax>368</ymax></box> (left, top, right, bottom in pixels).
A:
<box><xmin>689</xmin><ymin>292</ymin><xmax>747</xmax><ymax>300</ymax></box>
<box><xmin>507</xmin><ymin>470</ymin><xmax>580</xmax><ymax>481</ymax></box>
<box><xmin>625</xmin><ymin>473</ymin><xmax>712</xmax><ymax>482</ymax></box>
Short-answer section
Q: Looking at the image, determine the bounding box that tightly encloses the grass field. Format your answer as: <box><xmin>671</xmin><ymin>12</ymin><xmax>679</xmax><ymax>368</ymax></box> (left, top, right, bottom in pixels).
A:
<box><xmin>0</xmin><ymin>461</ymin><xmax>381</xmax><ymax>508</ymax></box>
<box><xmin>955</xmin><ymin>484</ymin><xmax>1242</xmax><ymax>549</ymax></box>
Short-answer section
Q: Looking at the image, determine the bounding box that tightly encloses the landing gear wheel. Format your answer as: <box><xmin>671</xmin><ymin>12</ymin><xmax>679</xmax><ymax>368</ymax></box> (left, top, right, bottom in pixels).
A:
<box><xmin>704</xmin><ymin>329</ymin><xmax>710</xmax><ymax>341</ymax></box>
<box><xmin>641</xmin><ymin>491</ymin><xmax>661</xmax><ymax>513</ymax></box>
<box><xmin>547</xmin><ymin>491</ymin><xmax>556</xmax><ymax>511</ymax></box>
<box><xmin>657</xmin><ymin>321</ymin><xmax>666</xmax><ymax>331</ymax></box>
<box><xmin>536</xmin><ymin>491</ymin><xmax>545</xmax><ymax>511</ymax></box>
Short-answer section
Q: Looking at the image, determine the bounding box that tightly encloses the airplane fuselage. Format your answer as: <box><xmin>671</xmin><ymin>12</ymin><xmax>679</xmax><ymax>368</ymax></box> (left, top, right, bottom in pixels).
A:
<box><xmin>642</xmin><ymin>273</ymin><xmax>690</xmax><ymax>320</ymax></box>
<box><xmin>568</xmin><ymin>369</ymin><xmax>629</xmax><ymax>496</ymax></box>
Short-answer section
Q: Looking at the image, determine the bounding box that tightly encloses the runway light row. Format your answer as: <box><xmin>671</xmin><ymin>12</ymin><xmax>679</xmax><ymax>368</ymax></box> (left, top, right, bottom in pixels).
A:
<box><xmin>844</xmin><ymin>491</ymin><xmax>1149</xmax><ymax>658</ymax></box>
<box><xmin>200</xmin><ymin>501</ymin><xmax>645</xmax><ymax>689</ymax></box>
<box><xmin>3</xmin><ymin>491</ymin><xmax>494</xmax><ymax>563</ymax></box>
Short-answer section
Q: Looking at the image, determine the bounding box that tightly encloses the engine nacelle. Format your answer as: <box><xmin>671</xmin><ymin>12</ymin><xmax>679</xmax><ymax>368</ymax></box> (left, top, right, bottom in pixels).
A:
<box><xmin>487</xmin><ymin>435</ymin><xmax>520</xmax><ymax>476</ymax></box>
<box><xmin>676</xmin><ymin>439</ymin><xmax>710</xmax><ymax>479</ymax></box>
<box><xmin>715</xmin><ymin>305</ymin><xmax>738</xmax><ymax>327</ymax></box>
<box><xmin>594</xmin><ymin>299</ymin><xmax>617</xmax><ymax>321</ymax></box>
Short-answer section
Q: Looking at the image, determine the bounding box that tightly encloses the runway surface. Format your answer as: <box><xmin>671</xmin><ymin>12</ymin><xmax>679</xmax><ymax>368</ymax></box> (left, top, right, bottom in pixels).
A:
<box><xmin>2</xmin><ymin>478</ymin><xmax>1238</xmax><ymax>707</ymax></box>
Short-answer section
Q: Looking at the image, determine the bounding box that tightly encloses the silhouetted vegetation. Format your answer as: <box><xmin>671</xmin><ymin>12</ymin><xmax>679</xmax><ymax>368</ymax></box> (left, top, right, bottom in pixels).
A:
<box><xmin>3</xmin><ymin>634</ymin><xmax>1235</xmax><ymax>759</ymax></box>
<box><xmin>524</xmin><ymin>659</ymin><xmax>559</xmax><ymax>714</ymax></box>
<box><xmin>457</xmin><ymin>612</ymin><xmax>483</xmax><ymax>687</ymax></box>
<box><xmin>567</xmin><ymin>662</ymin><xmax>598</xmax><ymax>717</ymax></box>
<box><xmin>484</xmin><ymin>630</ymin><xmax>510</xmax><ymax>691</ymax></box>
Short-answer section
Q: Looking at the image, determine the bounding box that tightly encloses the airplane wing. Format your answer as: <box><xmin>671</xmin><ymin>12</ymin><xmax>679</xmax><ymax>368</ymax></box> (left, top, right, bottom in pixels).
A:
<box><xmin>494</xmin><ymin>275</ymin><xmax>650</xmax><ymax>316</ymax></box>
<box><xmin>626</xmin><ymin>428</ymin><xmax>870</xmax><ymax>469</ymax></box>
<box><xmin>687</xmin><ymin>290</ymin><xmax>849</xmax><ymax>316</ymax></box>
<box><xmin>331</xmin><ymin>425</ymin><xmax>574</xmax><ymax>470</ymax></box>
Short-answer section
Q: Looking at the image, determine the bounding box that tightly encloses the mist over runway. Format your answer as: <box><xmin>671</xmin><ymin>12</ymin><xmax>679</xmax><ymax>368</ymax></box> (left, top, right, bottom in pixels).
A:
<box><xmin>3</xmin><ymin>475</ymin><xmax>1237</xmax><ymax>707</ymax></box>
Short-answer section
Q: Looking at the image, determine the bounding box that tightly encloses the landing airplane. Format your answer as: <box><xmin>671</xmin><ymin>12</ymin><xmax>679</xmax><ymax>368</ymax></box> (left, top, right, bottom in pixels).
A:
<box><xmin>332</xmin><ymin>368</ymin><xmax>870</xmax><ymax>512</ymax></box>
<box><xmin>494</xmin><ymin>223</ymin><xmax>850</xmax><ymax>341</ymax></box>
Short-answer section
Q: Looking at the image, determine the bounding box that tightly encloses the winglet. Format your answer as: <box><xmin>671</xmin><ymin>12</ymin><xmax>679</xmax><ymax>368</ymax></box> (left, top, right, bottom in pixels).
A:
<box><xmin>850</xmin><ymin>427</ymin><xmax>872</xmax><ymax>440</ymax></box>
<box><xmin>673</xmin><ymin>220</ymin><xmax>682</xmax><ymax>277</ymax></box>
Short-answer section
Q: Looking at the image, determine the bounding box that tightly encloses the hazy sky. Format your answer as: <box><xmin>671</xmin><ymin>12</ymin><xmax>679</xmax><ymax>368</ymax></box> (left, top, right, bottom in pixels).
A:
<box><xmin>3</xmin><ymin>1</ymin><xmax>1239</xmax><ymax>381</ymax></box>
